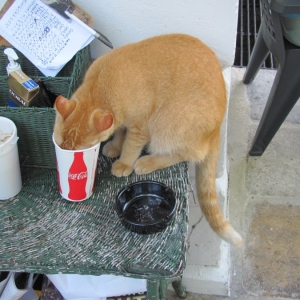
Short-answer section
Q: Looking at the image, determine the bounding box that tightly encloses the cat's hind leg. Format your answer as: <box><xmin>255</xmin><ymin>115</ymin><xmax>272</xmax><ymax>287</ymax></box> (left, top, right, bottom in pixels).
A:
<box><xmin>102</xmin><ymin>127</ymin><xmax>126</xmax><ymax>158</ymax></box>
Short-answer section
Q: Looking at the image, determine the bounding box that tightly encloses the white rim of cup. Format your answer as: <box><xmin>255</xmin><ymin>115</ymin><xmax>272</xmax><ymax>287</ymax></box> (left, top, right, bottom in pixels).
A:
<box><xmin>52</xmin><ymin>134</ymin><xmax>100</xmax><ymax>152</ymax></box>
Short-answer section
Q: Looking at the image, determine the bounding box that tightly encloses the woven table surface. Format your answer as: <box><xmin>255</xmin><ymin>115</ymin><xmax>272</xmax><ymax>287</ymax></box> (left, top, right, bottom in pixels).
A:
<box><xmin>0</xmin><ymin>154</ymin><xmax>189</xmax><ymax>279</ymax></box>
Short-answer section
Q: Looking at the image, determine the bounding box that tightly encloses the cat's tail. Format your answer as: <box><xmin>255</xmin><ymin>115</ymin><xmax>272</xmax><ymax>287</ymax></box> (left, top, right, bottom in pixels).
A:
<box><xmin>195</xmin><ymin>134</ymin><xmax>243</xmax><ymax>247</ymax></box>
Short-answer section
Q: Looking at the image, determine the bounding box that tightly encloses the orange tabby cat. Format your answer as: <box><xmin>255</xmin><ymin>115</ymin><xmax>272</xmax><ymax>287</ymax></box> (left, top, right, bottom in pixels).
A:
<box><xmin>53</xmin><ymin>34</ymin><xmax>242</xmax><ymax>247</ymax></box>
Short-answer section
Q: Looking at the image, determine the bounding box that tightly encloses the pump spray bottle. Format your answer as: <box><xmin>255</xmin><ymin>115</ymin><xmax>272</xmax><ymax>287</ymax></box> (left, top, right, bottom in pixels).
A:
<box><xmin>4</xmin><ymin>48</ymin><xmax>40</xmax><ymax>107</ymax></box>
<box><xmin>4</xmin><ymin>48</ymin><xmax>22</xmax><ymax>107</ymax></box>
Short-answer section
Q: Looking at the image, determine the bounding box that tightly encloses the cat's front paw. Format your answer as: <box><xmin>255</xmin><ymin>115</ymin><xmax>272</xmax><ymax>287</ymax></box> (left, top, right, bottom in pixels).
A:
<box><xmin>112</xmin><ymin>160</ymin><xmax>133</xmax><ymax>177</ymax></box>
<box><xmin>134</xmin><ymin>156</ymin><xmax>158</xmax><ymax>175</ymax></box>
<box><xmin>102</xmin><ymin>141</ymin><xmax>121</xmax><ymax>158</ymax></box>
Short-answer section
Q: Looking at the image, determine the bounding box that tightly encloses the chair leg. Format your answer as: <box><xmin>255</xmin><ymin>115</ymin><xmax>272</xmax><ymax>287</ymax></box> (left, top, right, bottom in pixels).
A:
<box><xmin>243</xmin><ymin>26</ymin><xmax>270</xmax><ymax>84</ymax></box>
<box><xmin>147</xmin><ymin>279</ymin><xmax>160</xmax><ymax>300</ymax></box>
<box><xmin>172</xmin><ymin>277</ymin><xmax>187</xmax><ymax>299</ymax></box>
<box><xmin>249</xmin><ymin>50</ymin><xmax>300</xmax><ymax>156</ymax></box>
<box><xmin>159</xmin><ymin>279</ymin><xmax>168</xmax><ymax>300</ymax></box>
<box><xmin>151</xmin><ymin>277</ymin><xmax>187</xmax><ymax>300</ymax></box>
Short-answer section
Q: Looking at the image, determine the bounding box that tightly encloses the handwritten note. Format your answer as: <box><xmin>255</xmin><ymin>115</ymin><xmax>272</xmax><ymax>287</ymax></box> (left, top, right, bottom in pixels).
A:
<box><xmin>0</xmin><ymin>0</ymin><xmax>94</xmax><ymax>76</ymax></box>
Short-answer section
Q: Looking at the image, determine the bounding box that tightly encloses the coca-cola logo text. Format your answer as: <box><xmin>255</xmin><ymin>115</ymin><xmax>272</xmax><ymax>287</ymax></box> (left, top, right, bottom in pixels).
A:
<box><xmin>68</xmin><ymin>172</ymin><xmax>88</xmax><ymax>180</ymax></box>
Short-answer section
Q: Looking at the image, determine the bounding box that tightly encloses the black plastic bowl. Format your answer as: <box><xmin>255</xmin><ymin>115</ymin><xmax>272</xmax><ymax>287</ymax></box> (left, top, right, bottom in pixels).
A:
<box><xmin>115</xmin><ymin>180</ymin><xmax>177</xmax><ymax>234</ymax></box>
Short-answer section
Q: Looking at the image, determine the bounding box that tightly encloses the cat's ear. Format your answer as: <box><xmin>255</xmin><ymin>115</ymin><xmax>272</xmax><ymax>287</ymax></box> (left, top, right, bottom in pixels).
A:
<box><xmin>93</xmin><ymin>111</ymin><xmax>114</xmax><ymax>133</ymax></box>
<box><xmin>55</xmin><ymin>95</ymin><xmax>76</xmax><ymax>120</ymax></box>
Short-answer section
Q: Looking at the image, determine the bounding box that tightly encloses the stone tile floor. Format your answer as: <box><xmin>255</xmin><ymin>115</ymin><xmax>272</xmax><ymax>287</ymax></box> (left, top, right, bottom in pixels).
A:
<box><xmin>167</xmin><ymin>67</ymin><xmax>300</xmax><ymax>299</ymax></box>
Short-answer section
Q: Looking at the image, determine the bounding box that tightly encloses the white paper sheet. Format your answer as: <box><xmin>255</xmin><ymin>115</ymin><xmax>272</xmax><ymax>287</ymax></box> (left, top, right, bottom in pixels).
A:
<box><xmin>0</xmin><ymin>0</ymin><xmax>94</xmax><ymax>76</ymax></box>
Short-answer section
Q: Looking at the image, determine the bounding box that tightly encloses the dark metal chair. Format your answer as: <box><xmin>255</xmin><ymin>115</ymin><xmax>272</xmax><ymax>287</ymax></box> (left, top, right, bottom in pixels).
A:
<box><xmin>243</xmin><ymin>0</ymin><xmax>300</xmax><ymax>156</ymax></box>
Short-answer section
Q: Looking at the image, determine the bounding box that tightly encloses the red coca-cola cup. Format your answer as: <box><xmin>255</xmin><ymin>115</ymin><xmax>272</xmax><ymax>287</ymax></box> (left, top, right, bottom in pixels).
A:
<box><xmin>52</xmin><ymin>135</ymin><xmax>100</xmax><ymax>201</ymax></box>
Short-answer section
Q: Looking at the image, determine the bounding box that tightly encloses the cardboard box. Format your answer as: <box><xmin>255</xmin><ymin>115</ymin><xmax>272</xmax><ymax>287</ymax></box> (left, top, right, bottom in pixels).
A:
<box><xmin>8</xmin><ymin>69</ymin><xmax>40</xmax><ymax>106</ymax></box>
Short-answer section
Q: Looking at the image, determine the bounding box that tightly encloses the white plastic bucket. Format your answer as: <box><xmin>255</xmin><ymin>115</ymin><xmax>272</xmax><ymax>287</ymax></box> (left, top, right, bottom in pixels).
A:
<box><xmin>0</xmin><ymin>117</ymin><xmax>22</xmax><ymax>200</ymax></box>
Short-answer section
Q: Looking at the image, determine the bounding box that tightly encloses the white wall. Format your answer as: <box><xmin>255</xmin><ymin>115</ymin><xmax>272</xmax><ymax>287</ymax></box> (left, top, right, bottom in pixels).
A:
<box><xmin>73</xmin><ymin>0</ymin><xmax>239</xmax><ymax>68</ymax></box>
<box><xmin>0</xmin><ymin>0</ymin><xmax>238</xmax><ymax>67</ymax></box>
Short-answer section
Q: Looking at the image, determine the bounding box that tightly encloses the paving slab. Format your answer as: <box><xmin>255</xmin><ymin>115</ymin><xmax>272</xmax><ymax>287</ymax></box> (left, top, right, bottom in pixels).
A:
<box><xmin>243</xmin><ymin>201</ymin><xmax>300</xmax><ymax>298</ymax></box>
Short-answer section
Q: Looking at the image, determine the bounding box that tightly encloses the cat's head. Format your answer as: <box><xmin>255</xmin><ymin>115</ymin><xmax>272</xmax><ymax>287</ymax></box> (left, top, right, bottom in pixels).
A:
<box><xmin>53</xmin><ymin>95</ymin><xmax>114</xmax><ymax>150</ymax></box>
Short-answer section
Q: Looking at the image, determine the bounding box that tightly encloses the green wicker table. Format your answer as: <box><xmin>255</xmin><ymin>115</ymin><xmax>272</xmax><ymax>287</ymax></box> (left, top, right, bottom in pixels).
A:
<box><xmin>0</xmin><ymin>108</ymin><xmax>189</xmax><ymax>300</ymax></box>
